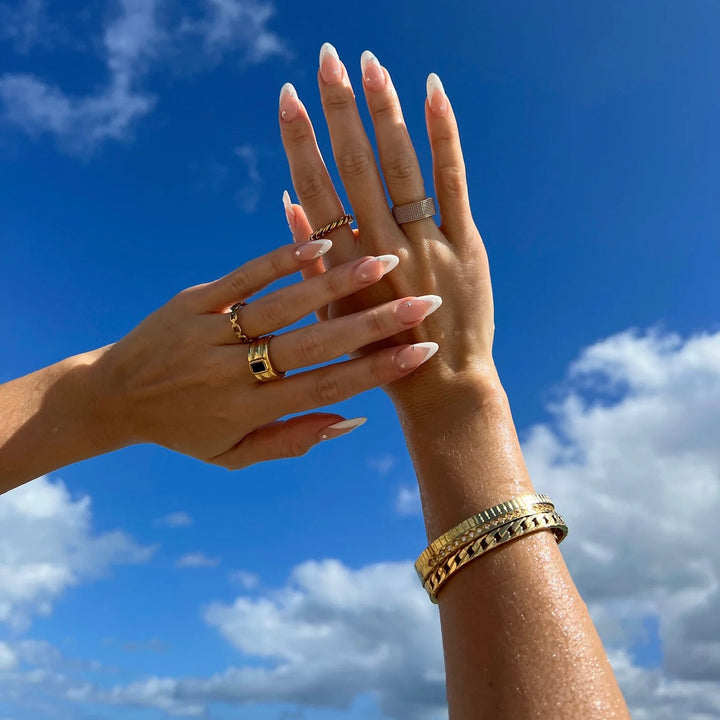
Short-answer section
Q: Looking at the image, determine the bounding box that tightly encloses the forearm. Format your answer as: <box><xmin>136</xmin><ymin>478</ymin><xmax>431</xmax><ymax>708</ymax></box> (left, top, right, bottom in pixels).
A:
<box><xmin>0</xmin><ymin>348</ymin><xmax>119</xmax><ymax>494</ymax></box>
<box><xmin>395</xmin><ymin>371</ymin><xmax>630</xmax><ymax>720</ymax></box>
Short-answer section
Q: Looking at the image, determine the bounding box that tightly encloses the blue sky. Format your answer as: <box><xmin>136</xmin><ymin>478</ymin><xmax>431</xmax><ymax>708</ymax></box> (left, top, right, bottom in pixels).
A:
<box><xmin>1</xmin><ymin>2</ymin><xmax>720</xmax><ymax>719</ymax></box>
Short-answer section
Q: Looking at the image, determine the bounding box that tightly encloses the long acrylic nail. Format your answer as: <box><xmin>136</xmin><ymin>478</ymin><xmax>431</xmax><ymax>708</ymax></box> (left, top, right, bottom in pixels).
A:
<box><xmin>361</xmin><ymin>50</ymin><xmax>385</xmax><ymax>90</ymax></box>
<box><xmin>320</xmin><ymin>42</ymin><xmax>343</xmax><ymax>84</ymax></box>
<box><xmin>279</xmin><ymin>83</ymin><xmax>299</xmax><ymax>122</ymax></box>
<box><xmin>394</xmin><ymin>342</ymin><xmax>440</xmax><ymax>371</ymax></box>
<box><xmin>426</xmin><ymin>73</ymin><xmax>448</xmax><ymax>116</ymax></box>
<box><xmin>396</xmin><ymin>295</ymin><xmax>443</xmax><ymax>324</ymax></box>
<box><xmin>294</xmin><ymin>239</ymin><xmax>333</xmax><ymax>261</ymax></box>
<box><xmin>320</xmin><ymin>417</ymin><xmax>367</xmax><ymax>441</ymax></box>
<box><xmin>282</xmin><ymin>190</ymin><xmax>296</xmax><ymax>232</ymax></box>
<box><xmin>354</xmin><ymin>254</ymin><xmax>399</xmax><ymax>282</ymax></box>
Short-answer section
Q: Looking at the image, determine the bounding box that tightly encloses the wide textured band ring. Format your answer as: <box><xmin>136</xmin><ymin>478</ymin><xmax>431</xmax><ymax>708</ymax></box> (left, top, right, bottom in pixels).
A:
<box><xmin>308</xmin><ymin>213</ymin><xmax>355</xmax><ymax>241</ymax></box>
<box><xmin>392</xmin><ymin>197</ymin><xmax>437</xmax><ymax>225</ymax></box>
<box><xmin>248</xmin><ymin>335</ymin><xmax>286</xmax><ymax>382</ymax></box>
<box><xmin>229</xmin><ymin>301</ymin><xmax>252</xmax><ymax>343</ymax></box>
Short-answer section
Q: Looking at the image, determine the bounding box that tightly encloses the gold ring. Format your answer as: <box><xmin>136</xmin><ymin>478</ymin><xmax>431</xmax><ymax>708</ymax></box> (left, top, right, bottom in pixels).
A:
<box><xmin>391</xmin><ymin>198</ymin><xmax>436</xmax><ymax>225</ymax></box>
<box><xmin>248</xmin><ymin>335</ymin><xmax>286</xmax><ymax>382</ymax></box>
<box><xmin>308</xmin><ymin>214</ymin><xmax>355</xmax><ymax>241</ymax></box>
<box><xmin>229</xmin><ymin>301</ymin><xmax>252</xmax><ymax>342</ymax></box>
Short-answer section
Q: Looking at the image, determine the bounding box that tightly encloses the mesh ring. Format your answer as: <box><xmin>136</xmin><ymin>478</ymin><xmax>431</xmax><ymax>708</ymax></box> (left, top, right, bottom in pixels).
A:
<box><xmin>392</xmin><ymin>198</ymin><xmax>437</xmax><ymax>225</ymax></box>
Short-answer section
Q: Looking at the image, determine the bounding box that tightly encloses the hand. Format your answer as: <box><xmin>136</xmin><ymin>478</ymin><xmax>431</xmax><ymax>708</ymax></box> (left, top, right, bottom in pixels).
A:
<box><xmin>279</xmin><ymin>46</ymin><xmax>496</xmax><ymax>413</ymax></box>
<box><xmin>91</xmin><ymin>238</ymin><xmax>441</xmax><ymax>469</ymax></box>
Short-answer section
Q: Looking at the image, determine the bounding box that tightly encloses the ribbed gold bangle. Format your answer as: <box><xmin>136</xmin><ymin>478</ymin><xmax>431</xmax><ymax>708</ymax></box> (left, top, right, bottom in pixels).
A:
<box><xmin>423</xmin><ymin>510</ymin><xmax>568</xmax><ymax>604</ymax></box>
<box><xmin>415</xmin><ymin>494</ymin><xmax>553</xmax><ymax>582</ymax></box>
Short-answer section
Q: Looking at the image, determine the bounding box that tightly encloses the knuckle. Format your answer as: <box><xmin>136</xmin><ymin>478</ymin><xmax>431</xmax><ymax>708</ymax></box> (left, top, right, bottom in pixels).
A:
<box><xmin>364</xmin><ymin>308</ymin><xmax>386</xmax><ymax>337</ymax></box>
<box><xmin>297</xmin><ymin>330</ymin><xmax>328</xmax><ymax>366</ymax></box>
<box><xmin>322</xmin><ymin>93</ymin><xmax>353</xmax><ymax>114</ymax></box>
<box><xmin>322</xmin><ymin>267</ymin><xmax>346</xmax><ymax>297</ymax></box>
<box><xmin>336</xmin><ymin>145</ymin><xmax>373</xmax><ymax>179</ymax></box>
<box><xmin>229</xmin><ymin>267</ymin><xmax>253</xmax><ymax>298</ymax></box>
<box><xmin>280</xmin><ymin>435</ymin><xmax>311</xmax><ymax>459</ymax></box>
<box><xmin>386</xmin><ymin>152</ymin><xmax>417</xmax><ymax>181</ymax></box>
<box><xmin>312</xmin><ymin>375</ymin><xmax>343</xmax><ymax>406</ymax></box>
<box><xmin>295</xmin><ymin>172</ymin><xmax>327</xmax><ymax>203</ymax></box>
<box><xmin>258</xmin><ymin>298</ymin><xmax>288</xmax><ymax>329</ymax></box>
<box><xmin>436</xmin><ymin>165</ymin><xmax>466</xmax><ymax>198</ymax></box>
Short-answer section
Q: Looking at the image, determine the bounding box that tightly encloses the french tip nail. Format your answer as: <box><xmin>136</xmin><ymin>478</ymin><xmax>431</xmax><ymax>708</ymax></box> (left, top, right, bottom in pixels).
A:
<box><xmin>280</xmin><ymin>82</ymin><xmax>297</xmax><ymax>100</ymax></box>
<box><xmin>282</xmin><ymin>190</ymin><xmax>291</xmax><ymax>209</ymax></box>
<box><xmin>320</xmin><ymin>42</ymin><xmax>338</xmax><ymax>63</ymax></box>
<box><xmin>327</xmin><ymin>417</ymin><xmax>367</xmax><ymax>431</ymax></box>
<box><xmin>426</xmin><ymin>73</ymin><xmax>445</xmax><ymax>101</ymax></box>
<box><xmin>413</xmin><ymin>341</ymin><xmax>440</xmax><ymax>363</ymax></box>
<box><xmin>417</xmin><ymin>294</ymin><xmax>443</xmax><ymax>314</ymax></box>
<box><xmin>360</xmin><ymin>50</ymin><xmax>377</xmax><ymax>73</ymax></box>
<box><xmin>376</xmin><ymin>254</ymin><xmax>400</xmax><ymax>274</ymax></box>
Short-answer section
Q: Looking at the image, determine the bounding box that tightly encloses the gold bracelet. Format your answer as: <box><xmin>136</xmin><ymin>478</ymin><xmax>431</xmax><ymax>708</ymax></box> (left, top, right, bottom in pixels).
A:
<box><xmin>414</xmin><ymin>494</ymin><xmax>554</xmax><ymax>583</ymax></box>
<box><xmin>422</xmin><ymin>509</ymin><xmax>568</xmax><ymax>603</ymax></box>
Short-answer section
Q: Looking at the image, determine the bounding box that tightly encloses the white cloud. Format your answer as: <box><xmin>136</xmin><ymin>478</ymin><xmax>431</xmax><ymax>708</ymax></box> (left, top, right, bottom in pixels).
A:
<box><xmin>0</xmin><ymin>0</ymin><xmax>49</xmax><ymax>53</ymax></box>
<box><xmin>234</xmin><ymin>144</ymin><xmax>262</xmax><ymax>212</ymax></box>
<box><xmin>0</xmin><ymin>476</ymin><xmax>154</xmax><ymax>630</ymax></box>
<box><xmin>228</xmin><ymin>569</ymin><xmax>259</xmax><ymax>588</ymax></box>
<box><xmin>155</xmin><ymin>511</ymin><xmax>193</xmax><ymax>528</ymax></box>
<box><xmin>367</xmin><ymin>453</ymin><xmax>398</xmax><ymax>476</ymax></box>
<box><xmin>0</xmin><ymin>642</ymin><xmax>17</xmax><ymax>671</ymax></box>
<box><xmin>395</xmin><ymin>485</ymin><xmax>421</xmax><ymax>516</ymax></box>
<box><xmin>176</xmin><ymin>552</ymin><xmax>220</xmax><ymax>568</ymax></box>
<box><xmin>0</xmin><ymin>0</ymin><xmax>286</xmax><ymax>153</ymax></box>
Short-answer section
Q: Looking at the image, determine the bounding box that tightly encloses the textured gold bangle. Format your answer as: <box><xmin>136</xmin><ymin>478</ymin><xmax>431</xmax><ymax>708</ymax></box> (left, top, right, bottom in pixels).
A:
<box><xmin>415</xmin><ymin>494</ymin><xmax>553</xmax><ymax>582</ymax></box>
<box><xmin>423</xmin><ymin>510</ymin><xmax>568</xmax><ymax>603</ymax></box>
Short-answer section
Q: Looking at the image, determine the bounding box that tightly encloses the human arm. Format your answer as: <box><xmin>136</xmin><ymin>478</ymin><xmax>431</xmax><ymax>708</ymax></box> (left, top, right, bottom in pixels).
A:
<box><xmin>0</xmin><ymin>239</ymin><xmax>441</xmax><ymax>494</ymax></box>
<box><xmin>279</xmin><ymin>44</ymin><xmax>630</xmax><ymax>718</ymax></box>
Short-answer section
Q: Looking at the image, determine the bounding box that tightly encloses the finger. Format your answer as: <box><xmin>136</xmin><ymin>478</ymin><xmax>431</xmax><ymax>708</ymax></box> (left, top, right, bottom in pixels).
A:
<box><xmin>316</xmin><ymin>43</ymin><xmax>397</xmax><ymax>236</ymax></box>
<box><xmin>283</xmin><ymin>190</ymin><xmax>325</xmax><ymax>282</ymax></box>
<box><xmin>284</xmin><ymin>191</ymin><xmax>329</xmax><ymax>322</ymax></box>
<box><xmin>190</xmin><ymin>239</ymin><xmax>334</xmax><ymax>313</ymax></box>
<box><xmin>425</xmin><ymin>73</ymin><xmax>475</xmax><ymax>242</ymax></box>
<box><xmin>260</xmin><ymin>341</ymin><xmax>440</xmax><ymax>418</ymax></box>
<box><xmin>268</xmin><ymin>294</ymin><xmax>442</xmax><ymax>373</ymax></box>
<box><xmin>210</xmin><ymin>414</ymin><xmax>367</xmax><ymax>470</ymax></box>
<box><xmin>360</xmin><ymin>51</ymin><xmax>439</xmax><ymax>242</ymax></box>
<box><xmin>208</xmin><ymin>254</ymin><xmax>400</xmax><ymax>344</ymax></box>
<box><xmin>279</xmin><ymin>83</ymin><xmax>355</xmax><ymax>267</ymax></box>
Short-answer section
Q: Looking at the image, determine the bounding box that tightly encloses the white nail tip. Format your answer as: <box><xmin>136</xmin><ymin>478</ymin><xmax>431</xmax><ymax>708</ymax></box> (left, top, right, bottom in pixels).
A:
<box><xmin>280</xmin><ymin>82</ymin><xmax>297</xmax><ymax>101</ymax></box>
<box><xmin>376</xmin><ymin>254</ymin><xmax>400</xmax><ymax>274</ymax></box>
<box><xmin>308</xmin><ymin>238</ymin><xmax>333</xmax><ymax>257</ymax></box>
<box><xmin>412</xmin><ymin>341</ymin><xmax>440</xmax><ymax>363</ymax></box>
<box><xmin>417</xmin><ymin>294</ymin><xmax>443</xmax><ymax>315</ymax></box>
<box><xmin>282</xmin><ymin>190</ymin><xmax>292</xmax><ymax>210</ymax></box>
<box><xmin>320</xmin><ymin>42</ymin><xmax>339</xmax><ymax>66</ymax></box>
<box><xmin>327</xmin><ymin>417</ymin><xmax>367</xmax><ymax>431</ymax></box>
<box><xmin>360</xmin><ymin>50</ymin><xmax>378</xmax><ymax>75</ymax></box>
<box><xmin>426</xmin><ymin>73</ymin><xmax>445</xmax><ymax>103</ymax></box>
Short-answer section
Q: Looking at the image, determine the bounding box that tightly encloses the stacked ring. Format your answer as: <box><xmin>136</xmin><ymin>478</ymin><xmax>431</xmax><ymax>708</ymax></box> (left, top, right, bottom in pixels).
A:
<box><xmin>308</xmin><ymin>213</ymin><xmax>355</xmax><ymax>241</ymax></box>
<box><xmin>229</xmin><ymin>301</ymin><xmax>252</xmax><ymax>343</ymax></box>
<box><xmin>391</xmin><ymin>197</ymin><xmax>437</xmax><ymax>225</ymax></box>
<box><xmin>248</xmin><ymin>336</ymin><xmax>286</xmax><ymax>382</ymax></box>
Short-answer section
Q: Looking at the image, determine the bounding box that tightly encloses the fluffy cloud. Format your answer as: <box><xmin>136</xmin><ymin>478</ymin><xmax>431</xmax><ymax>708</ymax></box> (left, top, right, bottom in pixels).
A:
<box><xmin>155</xmin><ymin>511</ymin><xmax>193</xmax><ymax>528</ymax></box>
<box><xmin>176</xmin><ymin>552</ymin><xmax>220</xmax><ymax>568</ymax></box>
<box><xmin>0</xmin><ymin>0</ymin><xmax>286</xmax><ymax>152</ymax></box>
<box><xmin>0</xmin><ymin>476</ymin><xmax>154</xmax><ymax>630</ymax></box>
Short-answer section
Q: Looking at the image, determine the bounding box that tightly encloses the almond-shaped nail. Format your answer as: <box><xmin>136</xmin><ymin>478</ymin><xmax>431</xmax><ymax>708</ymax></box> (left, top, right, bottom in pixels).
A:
<box><xmin>361</xmin><ymin>50</ymin><xmax>385</xmax><ymax>90</ymax></box>
<box><xmin>320</xmin><ymin>42</ymin><xmax>343</xmax><ymax>84</ymax></box>
<box><xmin>426</xmin><ymin>73</ymin><xmax>447</xmax><ymax>116</ymax></box>
<box><xmin>282</xmin><ymin>190</ymin><xmax>296</xmax><ymax>232</ymax></box>
<box><xmin>320</xmin><ymin>417</ymin><xmax>367</xmax><ymax>441</ymax></box>
<box><xmin>395</xmin><ymin>342</ymin><xmax>440</xmax><ymax>371</ymax></box>
<box><xmin>396</xmin><ymin>295</ymin><xmax>443</xmax><ymax>324</ymax></box>
<box><xmin>354</xmin><ymin>254</ymin><xmax>399</xmax><ymax>282</ymax></box>
<box><xmin>294</xmin><ymin>239</ymin><xmax>332</xmax><ymax>261</ymax></box>
<box><xmin>279</xmin><ymin>83</ymin><xmax>299</xmax><ymax>122</ymax></box>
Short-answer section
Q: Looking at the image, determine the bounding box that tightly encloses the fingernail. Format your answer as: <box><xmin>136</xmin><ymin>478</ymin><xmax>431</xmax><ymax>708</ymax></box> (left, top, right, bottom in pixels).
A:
<box><xmin>354</xmin><ymin>254</ymin><xmax>399</xmax><ymax>282</ymax></box>
<box><xmin>396</xmin><ymin>295</ymin><xmax>443</xmax><ymax>324</ymax></box>
<box><xmin>294</xmin><ymin>239</ymin><xmax>333</xmax><ymax>261</ymax></box>
<box><xmin>320</xmin><ymin>42</ymin><xmax>343</xmax><ymax>84</ymax></box>
<box><xmin>395</xmin><ymin>342</ymin><xmax>440</xmax><ymax>371</ymax></box>
<box><xmin>361</xmin><ymin>50</ymin><xmax>385</xmax><ymax>90</ymax></box>
<box><xmin>282</xmin><ymin>190</ymin><xmax>296</xmax><ymax>232</ymax></box>
<box><xmin>426</xmin><ymin>73</ymin><xmax>447</xmax><ymax>116</ymax></box>
<box><xmin>320</xmin><ymin>417</ymin><xmax>367</xmax><ymax>441</ymax></box>
<box><xmin>280</xmin><ymin>83</ymin><xmax>299</xmax><ymax>122</ymax></box>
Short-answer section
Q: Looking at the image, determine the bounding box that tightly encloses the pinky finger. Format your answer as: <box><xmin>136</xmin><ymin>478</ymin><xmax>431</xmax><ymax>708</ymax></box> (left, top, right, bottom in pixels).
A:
<box><xmin>284</xmin><ymin>190</ymin><xmax>329</xmax><ymax>321</ymax></box>
<box><xmin>211</xmin><ymin>413</ymin><xmax>367</xmax><ymax>470</ymax></box>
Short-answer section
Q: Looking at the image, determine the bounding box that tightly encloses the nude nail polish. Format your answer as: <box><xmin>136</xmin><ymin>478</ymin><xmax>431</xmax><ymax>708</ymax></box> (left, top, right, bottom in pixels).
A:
<box><xmin>294</xmin><ymin>239</ymin><xmax>333</xmax><ymax>261</ymax></box>
<box><xmin>361</xmin><ymin>50</ymin><xmax>385</xmax><ymax>90</ymax></box>
<box><xmin>279</xmin><ymin>83</ymin><xmax>299</xmax><ymax>122</ymax></box>
<box><xmin>396</xmin><ymin>295</ymin><xmax>443</xmax><ymax>324</ymax></box>
<box><xmin>426</xmin><ymin>73</ymin><xmax>448</xmax><ymax>116</ymax></box>
<box><xmin>320</xmin><ymin>42</ymin><xmax>343</xmax><ymax>84</ymax></box>
<box><xmin>395</xmin><ymin>342</ymin><xmax>440</xmax><ymax>371</ymax></box>
<box><xmin>354</xmin><ymin>254</ymin><xmax>399</xmax><ymax>282</ymax></box>
<box><xmin>282</xmin><ymin>190</ymin><xmax>296</xmax><ymax>231</ymax></box>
